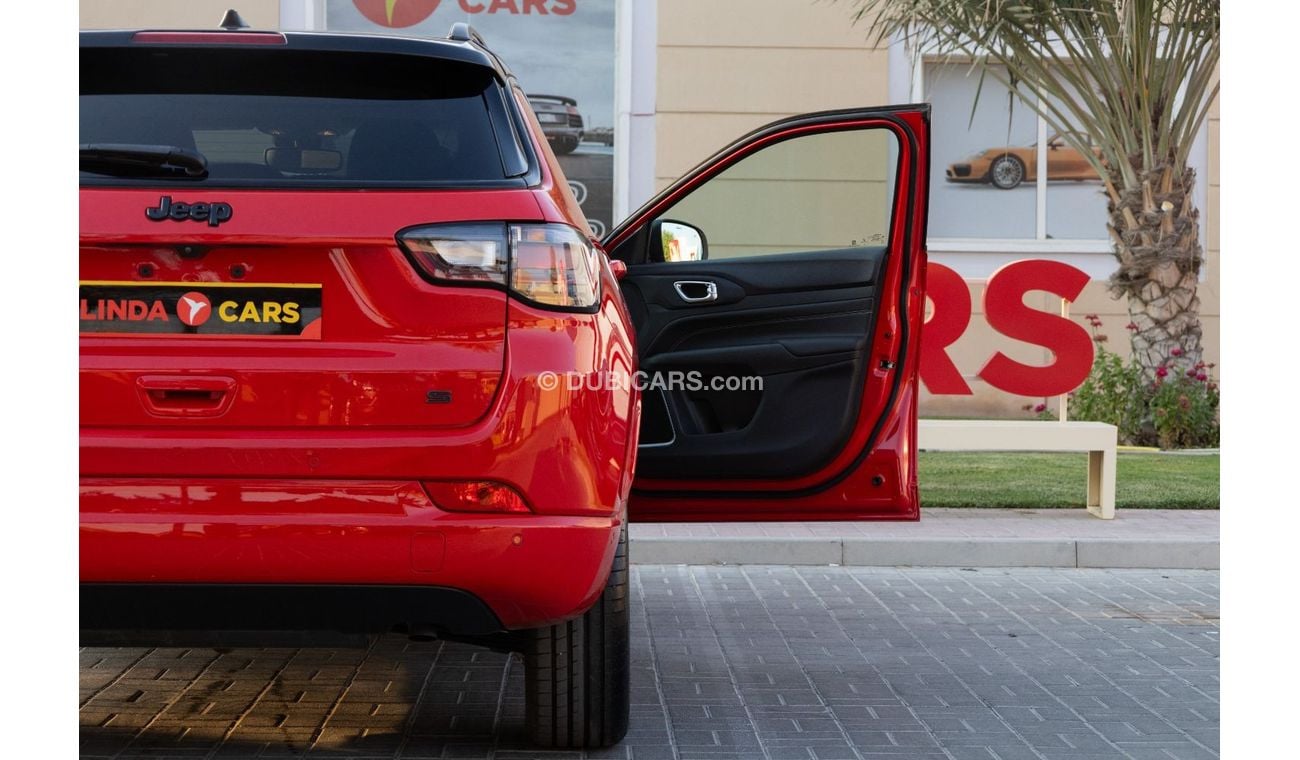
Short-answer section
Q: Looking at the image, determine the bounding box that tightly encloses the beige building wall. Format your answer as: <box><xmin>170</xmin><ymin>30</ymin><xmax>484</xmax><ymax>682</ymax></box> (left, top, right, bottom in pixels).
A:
<box><xmin>655</xmin><ymin>0</ymin><xmax>890</xmax><ymax>189</ymax></box>
<box><xmin>80</xmin><ymin>0</ymin><xmax>280</xmax><ymax>30</ymax></box>
<box><xmin>656</xmin><ymin>0</ymin><xmax>1221</xmax><ymax>419</ymax></box>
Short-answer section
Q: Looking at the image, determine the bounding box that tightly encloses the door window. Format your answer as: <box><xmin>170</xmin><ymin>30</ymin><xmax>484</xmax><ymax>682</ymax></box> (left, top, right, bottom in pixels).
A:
<box><xmin>647</xmin><ymin>128</ymin><xmax>898</xmax><ymax>261</ymax></box>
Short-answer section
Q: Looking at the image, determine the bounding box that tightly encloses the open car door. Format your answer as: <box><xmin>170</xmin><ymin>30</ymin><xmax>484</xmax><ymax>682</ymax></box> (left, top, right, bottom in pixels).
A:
<box><xmin>603</xmin><ymin>105</ymin><xmax>930</xmax><ymax>521</ymax></box>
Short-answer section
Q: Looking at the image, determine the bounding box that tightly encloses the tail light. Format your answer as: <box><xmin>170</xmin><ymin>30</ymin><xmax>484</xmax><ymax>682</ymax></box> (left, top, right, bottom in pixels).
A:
<box><xmin>399</xmin><ymin>223</ymin><xmax>508</xmax><ymax>285</ymax></box>
<box><xmin>424</xmin><ymin>480</ymin><xmax>531</xmax><ymax>514</ymax></box>
<box><xmin>399</xmin><ymin>222</ymin><xmax>599</xmax><ymax>310</ymax></box>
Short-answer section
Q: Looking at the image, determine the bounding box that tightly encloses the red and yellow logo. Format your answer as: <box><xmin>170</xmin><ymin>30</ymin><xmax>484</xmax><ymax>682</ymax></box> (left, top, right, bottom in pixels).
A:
<box><xmin>353</xmin><ymin>0</ymin><xmax>441</xmax><ymax>28</ymax></box>
<box><xmin>176</xmin><ymin>291</ymin><xmax>212</xmax><ymax>327</ymax></box>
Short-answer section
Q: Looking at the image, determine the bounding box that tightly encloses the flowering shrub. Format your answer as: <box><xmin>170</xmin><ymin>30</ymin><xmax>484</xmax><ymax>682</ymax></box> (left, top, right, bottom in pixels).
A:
<box><xmin>1149</xmin><ymin>365</ymin><xmax>1220</xmax><ymax>449</ymax></box>
<box><xmin>1021</xmin><ymin>401</ymin><xmax>1057</xmax><ymax>421</ymax></box>
<box><xmin>1066</xmin><ymin>339</ymin><xmax>1144</xmax><ymax>440</ymax></box>
<box><xmin>1066</xmin><ymin>315</ymin><xmax>1219</xmax><ymax>449</ymax></box>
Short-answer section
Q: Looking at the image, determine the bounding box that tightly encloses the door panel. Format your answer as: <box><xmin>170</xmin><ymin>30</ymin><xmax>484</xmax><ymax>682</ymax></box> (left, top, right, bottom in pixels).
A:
<box><xmin>604</xmin><ymin>106</ymin><xmax>930</xmax><ymax>521</ymax></box>
<box><xmin>624</xmin><ymin>248</ymin><xmax>883</xmax><ymax>480</ymax></box>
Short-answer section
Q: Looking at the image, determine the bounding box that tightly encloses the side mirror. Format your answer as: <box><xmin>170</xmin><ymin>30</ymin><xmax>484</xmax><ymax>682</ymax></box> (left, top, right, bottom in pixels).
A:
<box><xmin>652</xmin><ymin>219</ymin><xmax>708</xmax><ymax>262</ymax></box>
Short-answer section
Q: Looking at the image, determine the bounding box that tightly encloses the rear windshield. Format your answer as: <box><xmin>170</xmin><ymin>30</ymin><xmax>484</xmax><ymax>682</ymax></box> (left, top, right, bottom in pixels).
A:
<box><xmin>80</xmin><ymin>47</ymin><xmax>528</xmax><ymax>187</ymax></box>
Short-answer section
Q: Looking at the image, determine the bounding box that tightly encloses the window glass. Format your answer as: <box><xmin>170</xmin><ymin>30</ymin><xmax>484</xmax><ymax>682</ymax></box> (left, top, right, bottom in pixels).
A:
<box><xmin>654</xmin><ymin>128</ymin><xmax>897</xmax><ymax>261</ymax></box>
<box><xmin>80</xmin><ymin>47</ymin><xmax>516</xmax><ymax>187</ymax></box>
<box><xmin>1041</xmin><ymin>87</ymin><xmax>1110</xmax><ymax>240</ymax></box>
<box><xmin>925</xmin><ymin>61</ymin><xmax>1109</xmax><ymax>242</ymax></box>
<box><xmin>926</xmin><ymin>63</ymin><xmax>1037</xmax><ymax>239</ymax></box>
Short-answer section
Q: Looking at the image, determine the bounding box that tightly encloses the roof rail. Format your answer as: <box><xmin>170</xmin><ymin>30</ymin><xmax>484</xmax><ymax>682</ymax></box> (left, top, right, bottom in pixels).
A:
<box><xmin>448</xmin><ymin>22</ymin><xmax>486</xmax><ymax>47</ymax></box>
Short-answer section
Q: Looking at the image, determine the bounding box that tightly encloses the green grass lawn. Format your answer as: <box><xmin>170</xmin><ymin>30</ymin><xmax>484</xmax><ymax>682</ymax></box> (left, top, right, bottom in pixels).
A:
<box><xmin>919</xmin><ymin>451</ymin><xmax>1220</xmax><ymax>509</ymax></box>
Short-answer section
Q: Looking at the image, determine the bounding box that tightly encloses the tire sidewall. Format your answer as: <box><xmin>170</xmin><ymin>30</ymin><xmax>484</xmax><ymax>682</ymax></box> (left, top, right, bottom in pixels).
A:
<box><xmin>522</xmin><ymin>526</ymin><xmax>629</xmax><ymax>749</ymax></box>
<box><xmin>989</xmin><ymin>154</ymin><xmax>1025</xmax><ymax>189</ymax></box>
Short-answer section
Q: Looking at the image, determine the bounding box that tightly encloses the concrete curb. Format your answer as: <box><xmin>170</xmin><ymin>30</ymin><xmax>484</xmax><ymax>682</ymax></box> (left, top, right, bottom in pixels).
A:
<box><xmin>630</xmin><ymin>536</ymin><xmax>1218</xmax><ymax>570</ymax></box>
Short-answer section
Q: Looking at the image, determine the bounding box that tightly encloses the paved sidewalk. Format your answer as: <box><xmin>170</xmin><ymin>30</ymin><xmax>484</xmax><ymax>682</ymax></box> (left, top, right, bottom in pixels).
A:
<box><xmin>631</xmin><ymin>509</ymin><xmax>1219</xmax><ymax>569</ymax></box>
<box><xmin>80</xmin><ymin>566</ymin><xmax>1219</xmax><ymax>759</ymax></box>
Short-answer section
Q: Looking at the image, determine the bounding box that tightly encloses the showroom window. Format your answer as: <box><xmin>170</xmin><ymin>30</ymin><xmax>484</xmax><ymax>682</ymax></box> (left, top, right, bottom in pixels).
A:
<box><xmin>921</xmin><ymin>59</ymin><xmax>1112</xmax><ymax>250</ymax></box>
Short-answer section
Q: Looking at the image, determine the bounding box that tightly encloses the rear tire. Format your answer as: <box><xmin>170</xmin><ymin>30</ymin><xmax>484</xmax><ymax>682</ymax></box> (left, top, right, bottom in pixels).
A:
<box><xmin>523</xmin><ymin>526</ymin><xmax>629</xmax><ymax>749</ymax></box>
<box><xmin>552</xmin><ymin>136</ymin><xmax>579</xmax><ymax>155</ymax></box>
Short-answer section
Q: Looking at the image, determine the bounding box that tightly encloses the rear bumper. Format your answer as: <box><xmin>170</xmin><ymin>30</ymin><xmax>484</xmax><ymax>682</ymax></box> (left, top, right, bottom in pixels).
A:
<box><xmin>80</xmin><ymin>478</ymin><xmax>621</xmax><ymax>631</ymax></box>
<box><xmin>80</xmin><ymin>583</ymin><xmax>505</xmax><ymax>646</ymax></box>
<box><xmin>543</xmin><ymin>127</ymin><xmax>583</xmax><ymax>140</ymax></box>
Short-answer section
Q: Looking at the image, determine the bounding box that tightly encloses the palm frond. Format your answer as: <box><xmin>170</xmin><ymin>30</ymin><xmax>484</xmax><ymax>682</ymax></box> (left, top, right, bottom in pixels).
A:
<box><xmin>846</xmin><ymin>0</ymin><xmax>1220</xmax><ymax>190</ymax></box>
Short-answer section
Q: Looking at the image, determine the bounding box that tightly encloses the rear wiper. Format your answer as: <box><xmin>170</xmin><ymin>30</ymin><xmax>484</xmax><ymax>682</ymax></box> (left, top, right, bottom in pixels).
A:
<box><xmin>80</xmin><ymin>144</ymin><xmax>209</xmax><ymax>179</ymax></box>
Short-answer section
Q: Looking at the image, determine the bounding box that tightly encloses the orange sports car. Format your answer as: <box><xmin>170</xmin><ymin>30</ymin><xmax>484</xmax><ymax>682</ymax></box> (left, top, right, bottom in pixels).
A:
<box><xmin>945</xmin><ymin>133</ymin><xmax>1102</xmax><ymax>189</ymax></box>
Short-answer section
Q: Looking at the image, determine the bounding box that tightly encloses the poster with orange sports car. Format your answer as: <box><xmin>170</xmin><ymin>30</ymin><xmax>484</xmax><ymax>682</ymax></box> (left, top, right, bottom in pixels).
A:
<box><xmin>945</xmin><ymin>133</ymin><xmax>1103</xmax><ymax>190</ymax></box>
<box><xmin>927</xmin><ymin>65</ymin><xmax>1109</xmax><ymax>240</ymax></box>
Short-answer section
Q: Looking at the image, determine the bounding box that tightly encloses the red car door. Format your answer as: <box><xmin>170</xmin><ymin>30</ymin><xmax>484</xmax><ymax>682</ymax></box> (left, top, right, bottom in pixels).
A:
<box><xmin>604</xmin><ymin>105</ymin><xmax>930</xmax><ymax>522</ymax></box>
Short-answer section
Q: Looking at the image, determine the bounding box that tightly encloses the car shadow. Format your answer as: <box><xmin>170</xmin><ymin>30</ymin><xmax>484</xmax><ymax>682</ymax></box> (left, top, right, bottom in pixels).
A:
<box><xmin>79</xmin><ymin>634</ymin><xmax>539</xmax><ymax>758</ymax></box>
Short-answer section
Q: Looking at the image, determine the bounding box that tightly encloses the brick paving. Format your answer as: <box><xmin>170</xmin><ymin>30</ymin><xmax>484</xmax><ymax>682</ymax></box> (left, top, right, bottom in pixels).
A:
<box><xmin>80</xmin><ymin>567</ymin><xmax>1219</xmax><ymax>759</ymax></box>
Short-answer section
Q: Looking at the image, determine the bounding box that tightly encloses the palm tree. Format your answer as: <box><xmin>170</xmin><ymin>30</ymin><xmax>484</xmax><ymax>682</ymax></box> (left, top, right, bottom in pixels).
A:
<box><xmin>848</xmin><ymin>0</ymin><xmax>1218</xmax><ymax>380</ymax></box>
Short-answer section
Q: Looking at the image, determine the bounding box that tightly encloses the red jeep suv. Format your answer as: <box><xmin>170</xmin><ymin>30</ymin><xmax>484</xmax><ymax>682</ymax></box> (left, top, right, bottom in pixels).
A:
<box><xmin>80</xmin><ymin>21</ymin><xmax>930</xmax><ymax>749</ymax></box>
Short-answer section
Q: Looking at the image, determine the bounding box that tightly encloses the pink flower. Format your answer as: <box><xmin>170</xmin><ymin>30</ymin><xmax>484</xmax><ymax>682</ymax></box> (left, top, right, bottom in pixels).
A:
<box><xmin>1186</xmin><ymin>369</ymin><xmax>1198</xmax><ymax>378</ymax></box>
<box><xmin>1033</xmin><ymin>403</ymin><xmax>1047</xmax><ymax>413</ymax></box>
<box><xmin>1196</xmin><ymin>372</ymin><xmax>1208</xmax><ymax>382</ymax></box>
<box><xmin>1125</xmin><ymin>322</ymin><xmax>1139</xmax><ymax>331</ymax></box>
<box><xmin>1156</xmin><ymin>366</ymin><xmax>1169</xmax><ymax>378</ymax></box>
<box><xmin>1170</xmin><ymin>347</ymin><xmax>1183</xmax><ymax>357</ymax></box>
<box><xmin>1093</xmin><ymin>334</ymin><xmax>1109</xmax><ymax>343</ymax></box>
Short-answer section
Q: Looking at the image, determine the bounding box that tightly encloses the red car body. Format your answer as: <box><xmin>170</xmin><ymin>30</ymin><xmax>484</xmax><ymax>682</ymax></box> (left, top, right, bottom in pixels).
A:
<box><xmin>79</xmin><ymin>21</ymin><xmax>930</xmax><ymax>747</ymax></box>
<box><xmin>80</xmin><ymin>186</ymin><xmax>635</xmax><ymax>631</ymax></box>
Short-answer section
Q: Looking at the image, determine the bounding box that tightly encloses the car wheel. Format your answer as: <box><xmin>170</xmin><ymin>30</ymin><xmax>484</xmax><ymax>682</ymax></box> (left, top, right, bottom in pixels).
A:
<box><xmin>523</xmin><ymin>525</ymin><xmax>629</xmax><ymax>749</ymax></box>
<box><xmin>988</xmin><ymin>154</ymin><xmax>1026</xmax><ymax>189</ymax></box>
<box><xmin>552</xmin><ymin>137</ymin><xmax>579</xmax><ymax>155</ymax></box>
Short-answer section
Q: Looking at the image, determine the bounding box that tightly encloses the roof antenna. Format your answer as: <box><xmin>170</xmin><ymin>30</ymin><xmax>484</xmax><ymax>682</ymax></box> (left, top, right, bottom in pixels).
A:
<box><xmin>219</xmin><ymin>9</ymin><xmax>249</xmax><ymax>30</ymax></box>
<box><xmin>448</xmin><ymin>22</ymin><xmax>486</xmax><ymax>46</ymax></box>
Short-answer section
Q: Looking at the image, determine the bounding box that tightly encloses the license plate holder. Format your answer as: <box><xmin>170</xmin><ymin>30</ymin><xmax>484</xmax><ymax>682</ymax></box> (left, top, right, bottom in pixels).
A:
<box><xmin>79</xmin><ymin>281</ymin><xmax>323</xmax><ymax>338</ymax></box>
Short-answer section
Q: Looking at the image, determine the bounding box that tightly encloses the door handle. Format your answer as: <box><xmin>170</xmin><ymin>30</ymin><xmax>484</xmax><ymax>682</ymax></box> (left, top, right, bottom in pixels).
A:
<box><xmin>136</xmin><ymin>375</ymin><xmax>237</xmax><ymax>418</ymax></box>
<box><xmin>673</xmin><ymin>280</ymin><xmax>718</xmax><ymax>304</ymax></box>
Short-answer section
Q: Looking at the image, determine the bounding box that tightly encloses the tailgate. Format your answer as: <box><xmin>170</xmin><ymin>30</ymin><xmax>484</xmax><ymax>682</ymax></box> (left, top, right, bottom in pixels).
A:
<box><xmin>80</xmin><ymin>188</ymin><xmax>541</xmax><ymax>429</ymax></box>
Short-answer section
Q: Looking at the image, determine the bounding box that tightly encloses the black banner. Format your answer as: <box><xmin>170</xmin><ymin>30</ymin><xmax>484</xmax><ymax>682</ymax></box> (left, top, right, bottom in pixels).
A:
<box><xmin>79</xmin><ymin>281</ymin><xmax>323</xmax><ymax>338</ymax></box>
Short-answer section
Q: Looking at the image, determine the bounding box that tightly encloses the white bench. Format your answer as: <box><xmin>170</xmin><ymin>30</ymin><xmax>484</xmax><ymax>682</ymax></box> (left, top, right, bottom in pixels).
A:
<box><xmin>918</xmin><ymin>420</ymin><xmax>1118</xmax><ymax>519</ymax></box>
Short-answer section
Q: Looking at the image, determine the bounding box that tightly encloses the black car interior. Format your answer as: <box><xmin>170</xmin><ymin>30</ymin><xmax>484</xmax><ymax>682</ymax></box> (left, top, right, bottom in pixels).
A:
<box><xmin>613</xmin><ymin>239</ymin><xmax>885</xmax><ymax>481</ymax></box>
